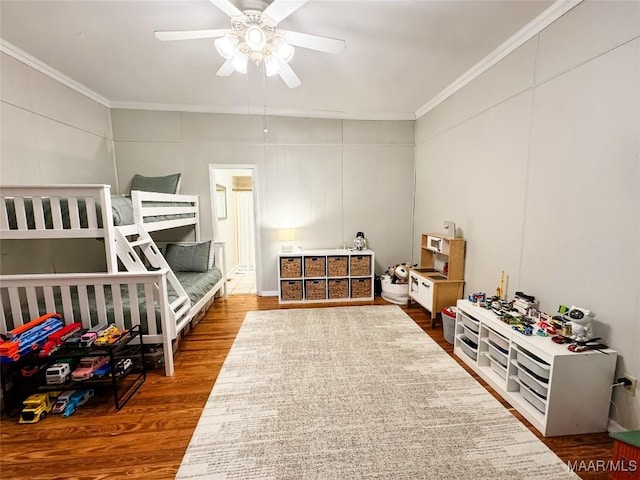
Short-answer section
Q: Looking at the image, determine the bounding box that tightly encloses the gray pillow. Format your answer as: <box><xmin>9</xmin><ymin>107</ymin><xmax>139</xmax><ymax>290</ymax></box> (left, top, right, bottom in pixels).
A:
<box><xmin>130</xmin><ymin>173</ymin><xmax>181</xmax><ymax>194</ymax></box>
<box><xmin>164</xmin><ymin>241</ymin><xmax>211</xmax><ymax>272</ymax></box>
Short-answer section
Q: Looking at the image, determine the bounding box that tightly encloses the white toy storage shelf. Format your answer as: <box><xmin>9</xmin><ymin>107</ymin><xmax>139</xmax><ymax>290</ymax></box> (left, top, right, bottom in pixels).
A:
<box><xmin>454</xmin><ymin>300</ymin><xmax>617</xmax><ymax>437</ymax></box>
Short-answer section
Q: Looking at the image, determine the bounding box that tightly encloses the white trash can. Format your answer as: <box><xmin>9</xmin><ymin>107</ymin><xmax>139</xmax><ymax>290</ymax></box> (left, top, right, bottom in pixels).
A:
<box><xmin>441</xmin><ymin>306</ymin><xmax>457</xmax><ymax>345</ymax></box>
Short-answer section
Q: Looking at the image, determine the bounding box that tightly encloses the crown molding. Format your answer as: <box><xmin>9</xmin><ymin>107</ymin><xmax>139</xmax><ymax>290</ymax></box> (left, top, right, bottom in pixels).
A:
<box><xmin>415</xmin><ymin>0</ymin><xmax>583</xmax><ymax>119</ymax></box>
<box><xmin>109</xmin><ymin>101</ymin><xmax>416</xmax><ymax>121</ymax></box>
<box><xmin>0</xmin><ymin>39</ymin><xmax>111</xmax><ymax>108</ymax></box>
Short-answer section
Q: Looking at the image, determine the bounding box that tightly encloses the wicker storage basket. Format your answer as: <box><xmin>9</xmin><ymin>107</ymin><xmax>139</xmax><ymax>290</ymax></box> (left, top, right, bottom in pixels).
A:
<box><xmin>350</xmin><ymin>255</ymin><xmax>371</xmax><ymax>276</ymax></box>
<box><xmin>280</xmin><ymin>257</ymin><xmax>302</xmax><ymax>278</ymax></box>
<box><xmin>350</xmin><ymin>278</ymin><xmax>372</xmax><ymax>298</ymax></box>
<box><xmin>327</xmin><ymin>256</ymin><xmax>348</xmax><ymax>277</ymax></box>
<box><xmin>328</xmin><ymin>278</ymin><xmax>349</xmax><ymax>299</ymax></box>
<box><xmin>280</xmin><ymin>280</ymin><xmax>303</xmax><ymax>301</ymax></box>
<box><xmin>304</xmin><ymin>256</ymin><xmax>326</xmax><ymax>277</ymax></box>
<box><xmin>305</xmin><ymin>279</ymin><xmax>327</xmax><ymax>300</ymax></box>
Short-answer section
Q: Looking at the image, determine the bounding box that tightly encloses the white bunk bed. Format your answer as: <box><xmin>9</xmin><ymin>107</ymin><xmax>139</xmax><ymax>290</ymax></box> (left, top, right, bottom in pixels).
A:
<box><xmin>0</xmin><ymin>184</ymin><xmax>226</xmax><ymax>376</ymax></box>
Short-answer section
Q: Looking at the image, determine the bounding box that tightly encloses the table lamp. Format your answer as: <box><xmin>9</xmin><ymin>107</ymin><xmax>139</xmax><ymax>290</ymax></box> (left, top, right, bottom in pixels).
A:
<box><xmin>278</xmin><ymin>229</ymin><xmax>296</xmax><ymax>253</ymax></box>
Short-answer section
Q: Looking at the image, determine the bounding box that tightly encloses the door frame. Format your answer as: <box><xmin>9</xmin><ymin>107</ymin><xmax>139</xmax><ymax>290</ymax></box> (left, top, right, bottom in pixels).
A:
<box><xmin>208</xmin><ymin>163</ymin><xmax>262</xmax><ymax>295</ymax></box>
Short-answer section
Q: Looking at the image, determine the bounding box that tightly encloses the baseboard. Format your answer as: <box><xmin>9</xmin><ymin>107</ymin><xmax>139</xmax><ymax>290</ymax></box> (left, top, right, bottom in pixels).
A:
<box><xmin>261</xmin><ymin>291</ymin><xmax>278</xmax><ymax>297</ymax></box>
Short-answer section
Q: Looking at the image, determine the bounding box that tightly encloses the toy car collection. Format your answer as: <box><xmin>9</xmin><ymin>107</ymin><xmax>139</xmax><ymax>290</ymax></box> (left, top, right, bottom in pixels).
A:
<box><xmin>6</xmin><ymin>315</ymin><xmax>144</xmax><ymax>424</ymax></box>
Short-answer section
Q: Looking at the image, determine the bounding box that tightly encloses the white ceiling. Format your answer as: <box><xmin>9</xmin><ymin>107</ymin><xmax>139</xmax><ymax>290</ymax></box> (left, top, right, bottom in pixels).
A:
<box><xmin>0</xmin><ymin>0</ymin><xmax>557</xmax><ymax>120</ymax></box>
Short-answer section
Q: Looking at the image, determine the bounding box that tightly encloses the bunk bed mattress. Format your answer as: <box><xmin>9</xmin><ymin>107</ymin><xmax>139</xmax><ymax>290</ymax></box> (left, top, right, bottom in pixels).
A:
<box><xmin>174</xmin><ymin>267</ymin><xmax>224</xmax><ymax>304</ymax></box>
<box><xmin>2</xmin><ymin>267</ymin><xmax>223</xmax><ymax>335</ymax></box>
<box><xmin>4</xmin><ymin>196</ymin><xmax>191</xmax><ymax>229</ymax></box>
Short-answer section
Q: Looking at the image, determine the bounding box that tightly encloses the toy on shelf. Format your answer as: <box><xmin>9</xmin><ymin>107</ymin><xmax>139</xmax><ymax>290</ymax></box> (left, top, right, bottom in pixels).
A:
<box><xmin>62</xmin><ymin>389</ymin><xmax>94</xmax><ymax>417</ymax></box>
<box><xmin>38</xmin><ymin>322</ymin><xmax>82</xmax><ymax>357</ymax></box>
<box><xmin>563</xmin><ymin>306</ymin><xmax>594</xmax><ymax>343</ymax></box>
<box><xmin>19</xmin><ymin>393</ymin><xmax>53</xmax><ymax>424</ymax></box>
<box><xmin>0</xmin><ymin>313</ymin><xmax>63</xmax><ymax>362</ymax></box>
<box><xmin>352</xmin><ymin>231</ymin><xmax>367</xmax><ymax>251</ymax></box>
<box><xmin>71</xmin><ymin>356</ymin><xmax>109</xmax><ymax>381</ymax></box>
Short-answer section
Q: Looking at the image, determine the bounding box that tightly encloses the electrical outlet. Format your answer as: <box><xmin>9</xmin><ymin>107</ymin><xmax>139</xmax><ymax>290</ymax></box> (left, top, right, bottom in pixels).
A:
<box><xmin>621</xmin><ymin>373</ymin><xmax>637</xmax><ymax>396</ymax></box>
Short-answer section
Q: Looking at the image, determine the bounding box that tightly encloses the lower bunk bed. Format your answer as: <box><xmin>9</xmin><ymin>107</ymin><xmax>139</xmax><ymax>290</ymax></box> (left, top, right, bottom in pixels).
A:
<box><xmin>0</xmin><ymin>243</ymin><xmax>226</xmax><ymax>376</ymax></box>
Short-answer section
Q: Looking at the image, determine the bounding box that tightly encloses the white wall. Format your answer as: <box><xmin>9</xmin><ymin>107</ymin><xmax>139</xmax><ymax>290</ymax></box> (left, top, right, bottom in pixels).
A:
<box><xmin>111</xmin><ymin>111</ymin><xmax>415</xmax><ymax>292</ymax></box>
<box><xmin>0</xmin><ymin>52</ymin><xmax>116</xmax><ymax>273</ymax></box>
<box><xmin>414</xmin><ymin>1</ymin><xmax>640</xmax><ymax>430</ymax></box>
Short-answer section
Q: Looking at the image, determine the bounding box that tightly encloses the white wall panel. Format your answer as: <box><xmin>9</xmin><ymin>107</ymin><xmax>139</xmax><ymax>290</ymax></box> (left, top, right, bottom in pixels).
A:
<box><xmin>111</xmin><ymin>109</ymin><xmax>182</xmax><ymax>142</ymax></box>
<box><xmin>343</xmin><ymin>120</ymin><xmax>415</xmax><ymax>145</ymax></box>
<box><xmin>182</xmin><ymin>112</ymin><xmax>263</xmax><ymax>143</ymax></box>
<box><xmin>265</xmin><ymin>116</ymin><xmax>342</xmax><ymax>144</ymax></box>
<box><xmin>414</xmin><ymin>1</ymin><xmax>640</xmax><ymax>429</ymax></box>
<box><xmin>451</xmin><ymin>38</ymin><xmax>537</xmax><ymax>124</ymax></box>
<box><xmin>0</xmin><ymin>53</ymin><xmax>31</xmax><ymax>109</ymax></box>
<box><xmin>536</xmin><ymin>0</ymin><xmax>640</xmax><ymax>84</ymax></box>
<box><xmin>522</xmin><ymin>40</ymin><xmax>639</xmax><ymax>427</ymax></box>
<box><xmin>415</xmin><ymin>96</ymin><xmax>454</xmax><ymax>144</ymax></box>
<box><xmin>342</xmin><ymin>145</ymin><xmax>414</xmax><ymax>273</ymax></box>
<box><xmin>0</xmin><ymin>102</ymin><xmax>40</xmax><ymax>183</ymax></box>
<box><xmin>414</xmin><ymin>91</ymin><xmax>532</xmax><ymax>297</ymax></box>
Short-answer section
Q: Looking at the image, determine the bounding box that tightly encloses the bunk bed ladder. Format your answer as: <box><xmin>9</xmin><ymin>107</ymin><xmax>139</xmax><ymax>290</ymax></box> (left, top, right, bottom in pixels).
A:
<box><xmin>113</xmin><ymin>227</ymin><xmax>191</xmax><ymax>331</ymax></box>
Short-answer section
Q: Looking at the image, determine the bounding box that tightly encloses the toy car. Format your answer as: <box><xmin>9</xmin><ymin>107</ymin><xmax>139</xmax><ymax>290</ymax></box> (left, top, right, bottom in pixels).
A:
<box><xmin>62</xmin><ymin>389</ymin><xmax>94</xmax><ymax>417</ymax></box>
<box><xmin>21</xmin><ymin>362</ymin><xmax>48</xmax><ymax>378</ymax></box>
<box><xmin>52</xmin><ymin>390</ymin><xmax>76</xmax><ymax>414</ymax></box>
<box><xmin>45</xmin><ymin>362</ymin><xmax>72</xmax><ymax>385</ymax></box>
<box><xmin>72</xmin><ymin>356</ymin><xmax>109</xmax><ymax>381</ymax></box>
<box><xmin>92</xmin><ymin>325</ymin><xmax>120</xmax><ymax>346</ymax></box>
<box><xmin>93</xmin><ymin>363</ymin><xmax>112</xmax><ymax>377</ymax></box>
<box><xmin>115</xmin><ymin>358</ymin><xmax>132</xmax><ymax>375</ymax></box>
<box><xmin>19</xmin><ymin>393</ymin><xmax>53</xmax><ymax>423</ymax></box>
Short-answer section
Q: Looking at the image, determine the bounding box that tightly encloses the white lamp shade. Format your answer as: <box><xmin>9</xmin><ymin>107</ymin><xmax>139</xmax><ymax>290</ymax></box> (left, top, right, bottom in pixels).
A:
<box><xmin>278</xmin><ymin>229</ymin><xmax>296</xmax><ymax>241</ymax></box>
<box><xmin>215</xmin><ymin>34</ymin><xmax>237</xmax><ymax>59</ymax></box>
<box><xmin>264</xmin><ymin>55</ymin><xmax>282</xmax><ymax>77</ymax></box>
<box><xmin>276</xmin><ymin>41</ymin><xmax>295</xmax><ymax>64</ymax></box>
<box><xmin>231</xmin><ymin>51</ymin><xmax>248</xmax><ymax>74</ymax></box>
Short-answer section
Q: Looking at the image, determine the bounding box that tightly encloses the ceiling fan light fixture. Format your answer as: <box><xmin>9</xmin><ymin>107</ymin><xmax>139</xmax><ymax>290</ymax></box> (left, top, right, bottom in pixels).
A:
<box><xmin>275</xmin><ymin>40</ymin><xmax>295</xmax><ymax>64</ymax></box>
<box><xmin>215</xmin><ymin>34</ymin><xmax>238</xmax><ymax>59</ymax></box>
<box><xmin>245</xmin><ymin>25</ymin><xmax>266</xmax><ymax>52</ymax></box>
<box><xmin>231</xmin><ymin>51</ymin><xmax>248</xmax><ymax>74</ymax></box>
<box><xmin>264</xmin><ymin>55</ymin><xmax>282</xmax><ymax>77</ymax></box>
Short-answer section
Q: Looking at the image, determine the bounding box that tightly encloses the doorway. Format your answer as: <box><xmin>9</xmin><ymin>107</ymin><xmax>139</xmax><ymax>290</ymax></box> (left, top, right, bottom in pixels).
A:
<box><xmin>210</xmin><ymin>165</ymin><xmax>259</xmax><ymax>295</ymax></box>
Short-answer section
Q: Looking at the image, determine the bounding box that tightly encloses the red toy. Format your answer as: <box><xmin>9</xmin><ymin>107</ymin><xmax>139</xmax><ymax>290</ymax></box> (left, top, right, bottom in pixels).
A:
<box><xmin>38</xmin><ymin>322</ymin><xmax>82</xmax><ymax>357</ymax></box>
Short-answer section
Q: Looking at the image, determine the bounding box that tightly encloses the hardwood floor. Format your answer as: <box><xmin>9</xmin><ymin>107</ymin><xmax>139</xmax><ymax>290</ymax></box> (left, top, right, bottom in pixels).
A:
<box><xmin>0</xmin><ymin>295</ymin><xmax>614</xmax><ymax>480</ymax></box>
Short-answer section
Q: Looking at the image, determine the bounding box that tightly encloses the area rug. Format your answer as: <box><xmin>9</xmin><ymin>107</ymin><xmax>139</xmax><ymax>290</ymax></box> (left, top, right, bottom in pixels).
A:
<box><xmin>176</xmin><ymin>305</ymin><xmax>577</xmax><ymax>479</ymax></box>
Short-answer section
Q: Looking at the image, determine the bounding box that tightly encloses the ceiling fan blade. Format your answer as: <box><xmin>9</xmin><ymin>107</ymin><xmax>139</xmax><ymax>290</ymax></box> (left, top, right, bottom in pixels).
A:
<box><xmin>281</xmin><ymin>30</ymin><xmax>346</xmax><ymax>54</ymax></box>
<box><xmin>278</xmin><ymin>63</ymin><xmax>301</xmax><ymax>89</ymax></box>
<box><xmin>263</xmin><ymin>0</ymin><xmax>310</xmax><ymax>24</ymax></box>
<box><xmin>154</xmin><ymin>29</ymin><xmax>227</xmax><ymax>41</ymax></box>
<box><xmin>209</xmin><ymin>0</ymin><xmax>243</xmax><ymax>18</ymax></box>
<box><xmin>216</xmin><ymin>57</ymin><xmax>235</xmax><ymax>76</ymax></box>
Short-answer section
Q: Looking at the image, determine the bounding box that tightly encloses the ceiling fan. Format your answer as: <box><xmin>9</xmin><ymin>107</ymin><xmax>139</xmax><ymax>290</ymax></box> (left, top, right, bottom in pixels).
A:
<box><xmin>154</xmin><ymin>0</ymin><xmax>346</xmax><ymax>88</ymax></box>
